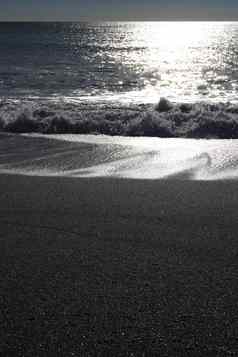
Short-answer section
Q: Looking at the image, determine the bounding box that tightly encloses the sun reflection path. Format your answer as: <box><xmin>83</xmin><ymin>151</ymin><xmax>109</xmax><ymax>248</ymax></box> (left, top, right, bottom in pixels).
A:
<box><xmin>108</xmin><ymin>22</ymin><xmax>236</xmax><ymax>104</ymax></box>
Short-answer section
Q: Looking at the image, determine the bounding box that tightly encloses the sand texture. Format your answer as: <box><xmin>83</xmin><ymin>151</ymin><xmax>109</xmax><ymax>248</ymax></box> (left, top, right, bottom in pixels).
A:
<box><xmin>1</xmin><ymin>173</ymin><xmax>238</xmax><ymax>356</ymax></box>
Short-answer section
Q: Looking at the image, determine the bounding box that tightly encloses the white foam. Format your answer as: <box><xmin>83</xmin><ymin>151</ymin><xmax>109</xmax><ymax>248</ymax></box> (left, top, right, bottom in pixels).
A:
<box><xmin>1</xmin><ymin>134</ymin><xmax>238</xmax><ymax>180</ymax></box>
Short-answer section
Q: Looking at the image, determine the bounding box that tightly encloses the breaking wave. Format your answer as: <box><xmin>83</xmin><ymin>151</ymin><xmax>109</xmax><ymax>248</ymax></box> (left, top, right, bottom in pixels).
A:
<box><xmin>2</xmin><ymin>98</ymin><xmax>238</xmax><ymax>138</ymax></box>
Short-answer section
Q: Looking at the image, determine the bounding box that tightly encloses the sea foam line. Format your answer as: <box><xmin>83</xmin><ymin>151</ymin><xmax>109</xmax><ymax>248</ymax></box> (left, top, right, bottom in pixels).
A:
<box><xmin>1</xmin><ymin>98</ymin><xmax>238</xmax><ymax>138</ymax></box>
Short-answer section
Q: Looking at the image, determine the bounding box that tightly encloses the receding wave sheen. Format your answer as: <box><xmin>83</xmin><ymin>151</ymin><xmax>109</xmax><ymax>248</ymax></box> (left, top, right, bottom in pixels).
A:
<box><xmin>1</xmin><ymin>133</ymin><xmax>238</xmax><ymax>180</ymax></box>
<box><xmin>2</xmin><ymin>98</ymin><xmax>238</xmax><ymax>139</ymax></box>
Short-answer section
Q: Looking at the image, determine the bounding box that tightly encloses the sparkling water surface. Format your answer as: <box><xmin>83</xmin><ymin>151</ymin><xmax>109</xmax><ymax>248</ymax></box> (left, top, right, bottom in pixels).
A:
<box><xmin>1</xmin><ymin>22</ymin><xmax>238</xmax><ymax>104</ymax></box>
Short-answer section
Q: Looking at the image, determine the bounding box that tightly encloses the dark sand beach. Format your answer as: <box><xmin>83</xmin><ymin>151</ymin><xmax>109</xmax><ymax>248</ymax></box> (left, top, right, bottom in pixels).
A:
<box><xmin>2</xmin><ymin>20</ymin><xmax>238</xmax><ymax>357</ymax></box>
<box><xmin>1</xmin><ymin>173</ymin><xmax>238</xmax><ymax>356</ymax></box>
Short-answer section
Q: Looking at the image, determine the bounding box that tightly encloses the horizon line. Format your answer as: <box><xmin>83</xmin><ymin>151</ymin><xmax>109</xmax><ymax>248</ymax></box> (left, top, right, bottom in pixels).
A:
<box><xmin>0</xmin><ymin>19</ymin><xmax>238</xmax><ymax>22</ymax></box>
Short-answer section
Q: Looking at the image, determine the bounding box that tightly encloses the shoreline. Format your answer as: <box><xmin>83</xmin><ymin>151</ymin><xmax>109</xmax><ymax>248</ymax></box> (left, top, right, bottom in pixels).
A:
<box><xmin>1</xmin><ymin>133</ymin><xmax>238</xmax><ymax>180</ymax></box>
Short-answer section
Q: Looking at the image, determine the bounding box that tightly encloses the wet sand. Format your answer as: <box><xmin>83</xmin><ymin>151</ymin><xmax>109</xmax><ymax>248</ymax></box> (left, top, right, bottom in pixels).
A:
<box><xmin>1</xmin><ymin>174</ymin><xmax>238</xmax><ymax>356</ymax></box>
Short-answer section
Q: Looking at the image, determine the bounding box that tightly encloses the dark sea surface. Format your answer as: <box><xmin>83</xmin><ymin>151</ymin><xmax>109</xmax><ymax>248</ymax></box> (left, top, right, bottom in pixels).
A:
<box><xmin>2</xmin><ymin>22</ymin><xmax>238</xmax><ymax>137</ymax></box>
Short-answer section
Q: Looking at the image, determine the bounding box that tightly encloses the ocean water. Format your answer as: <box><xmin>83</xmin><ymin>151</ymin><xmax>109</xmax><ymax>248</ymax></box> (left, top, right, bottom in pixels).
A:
<box><xmin>1</xmin><ymin>22</ymin><xmax>238</xmax><ymax>138</ymax></box>
<box><xmin>2</xmin><ymin>21</ymin><xmax>238</xmax><ymax>179</ymax></box>
<box><xmin>1</xmin><ymin>21</ymin><xmax>238</xmax><ymax>103</ymax></box>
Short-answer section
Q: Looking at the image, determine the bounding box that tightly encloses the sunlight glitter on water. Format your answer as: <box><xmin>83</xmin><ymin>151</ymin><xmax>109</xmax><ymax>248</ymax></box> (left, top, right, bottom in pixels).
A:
<box><xmin>67</xmin><ymin>22</ymin><xmax>238</xmax><ymax>104</ymax></box>
<box><xmin>128</xmin><ymin>22</ymin><xmax>238</xmax><ymax>103</ymax></box>
<box><xmin>1</xmin><ymin>22</ymin><xmax>238</xmax><ymax>104</ymax></box>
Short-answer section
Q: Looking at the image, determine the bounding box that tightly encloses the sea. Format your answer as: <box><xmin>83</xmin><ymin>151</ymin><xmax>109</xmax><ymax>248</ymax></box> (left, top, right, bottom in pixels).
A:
<box><xmin>1</xmin><ymin>21</ymin><xmax>238</xmax><ymax>103</ymax></box>
<box><xmin>2</xmin><ymin>22</ymin><xmax>238</xmax><ymax>179</ymax></box>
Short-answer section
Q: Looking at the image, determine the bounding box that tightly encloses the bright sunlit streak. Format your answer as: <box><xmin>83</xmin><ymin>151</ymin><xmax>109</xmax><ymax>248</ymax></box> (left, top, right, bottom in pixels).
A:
<box><xmin>133</xmin><ymin>22</ymin><xmax>211</xmax><ymax>47</ymax></box>
<box><xmin>102</xmin><ymin>22</ymin><xmax>233</xmax><ymax>104</ymax></box>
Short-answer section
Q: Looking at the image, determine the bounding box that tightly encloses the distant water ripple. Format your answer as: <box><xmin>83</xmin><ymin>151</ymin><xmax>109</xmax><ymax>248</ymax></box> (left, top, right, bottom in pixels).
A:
<box><xmin>1</xmin><ymin>22</ymin><xmax>238</xmax><ymax>104</ymax></box>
